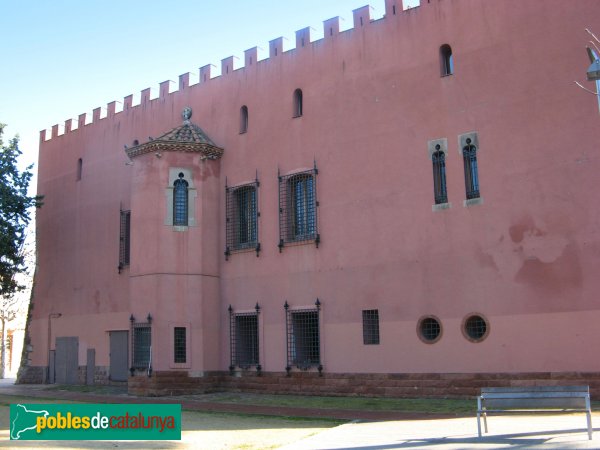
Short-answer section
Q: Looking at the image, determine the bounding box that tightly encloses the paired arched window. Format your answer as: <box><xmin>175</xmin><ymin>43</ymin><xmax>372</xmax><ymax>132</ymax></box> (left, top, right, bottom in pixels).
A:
<box><xmin>440</xmin><ymin>44</ymin><xmax>453</xmax><ymax>76</ymax></box>
<box><xmin>173</xmin><ymin>173</ymin><xmax>189</xmax><ymax>226</ymax></box>
<box><xmin>463</xmin><ymin>139</ymin><xmax>479</xmax><ymax>199</ymax></box>
<box><xmin>240</xmin><ymin>105</ymin><xmax>248</xmax><ymax>133</ymax></box>
<box><xmin>293</xmin><ymin>89</ymin><xmax>303</xmax><ymax>117</ymax></box>
<box><xmin>432</xmin><ymin>147</ymin><xmax>448</xmax><ymax>204</ymax></box>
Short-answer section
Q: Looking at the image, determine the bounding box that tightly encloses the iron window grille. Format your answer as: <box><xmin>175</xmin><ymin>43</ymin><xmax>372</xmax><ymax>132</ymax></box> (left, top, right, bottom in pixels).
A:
<box><xmin>285</xmin><ymin>300</ymin><xmax>321</xmax><ymax>371</ymax></box>
<box><xmin>173</xmin><ymin>173</ymin><xmax>189</xmax><ymax>226</ymax></box>
<box><xmin>225</xmin><ymin>178</ymin><xmax>260</xmax><ymax>258</ymax></box>
<box><xmin>278</xmin><ymin>166</ymin><xmax>319</xmax><ymax>251</ymax></box>
<box><xmin>463</xmin><ymin>139</ymin><xmax>480</xmax><ymax>199</ymax></box>
<box><xmin>464</xmin><ymin>314</ymin><xmax>488</xmax><ymax>341</ymax></box>
<box><xmin>119</xmin><ymin>210</ymin><xmax>131</xmax><ymax>272</ymax></box>
<box><xmin>418</xmin><ymin>315</ymin><xmax>442</xmax><ymax>344</ymax></box>
<box><xmin>174</xmin><ymin>327</ymin><xmax>187</xmax><ymax>364</ymax></box>
<box><xmin>362</xmin><ymin>309</ymin><xmax>380</xmax><ymax>345</ymax></box>
<box><xmin>131</xmin><ymin>317</ymin><xmax>152</xmax><ymax>371</ymax></box>
<box><xmin>228</xmin><ymin>304</ymin><xmax>260</xmax><ymax>370</ymax></box>
<box><xmin>432</xmin><ymin>147</ymin><xmax>448</xmax><ymax>204</ymax></box>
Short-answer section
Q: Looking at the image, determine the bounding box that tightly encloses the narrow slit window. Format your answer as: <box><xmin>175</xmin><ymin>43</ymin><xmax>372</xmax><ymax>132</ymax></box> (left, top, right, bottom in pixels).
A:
<box><xmin>432</xmin><ymin>147</ymin><xmax>448</xmax><ymax>204</ymax></box>
<box><xmin>240</xmin><ymin>106</ymin><xmax>248</xmax><ymax>133</ymax></box>
<box><xmin>440</xmin><ymin>44</ymin><xmax>453</xmax><ymax>76</ymax></box>
<box><xmin>119</xmin><ymin>210</ymin><xmax>131</xmax><ymax>269</ymax></box>
<box><xmin>76</xmin><ymin>158</ymin><xmax>82</xmax><ymax>181</ymax></box>
<box><xmin>293</xmin><ymin>89</ymin><xmax>303</xmax><ymax>117</ymax></box>
<box><xmin>173</xmin><ymin>327</ymin><xmax>187</xmax><ymax>363</ymax></box>
<box><xmin>463</xmin><ymin>139</ymin><xmax>480</xmax><ymax>199</ymax></box>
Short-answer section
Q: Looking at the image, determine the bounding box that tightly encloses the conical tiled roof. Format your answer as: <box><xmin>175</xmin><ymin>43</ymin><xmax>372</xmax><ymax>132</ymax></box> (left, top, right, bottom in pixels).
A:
<box><xmin>125</xmin><ymin>107</ymin><xmax>223</xmax><ymax>160</ymax></box>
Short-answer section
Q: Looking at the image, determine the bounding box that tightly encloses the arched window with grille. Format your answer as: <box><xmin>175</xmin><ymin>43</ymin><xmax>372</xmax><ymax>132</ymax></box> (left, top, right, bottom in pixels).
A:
<box><xmin>293</xmin><ymin>89</ymin><xmax>303</xmax><ymax>117</ymax></box>
<box><xmin>463</xmin><ymin>139</ymin><xmax>479</xmax><ymax>199</ymax></box>
<box><xmin>440</xmin><ymin>44</ymin><xmax>453</xmax><ymax>76</ymax></box>
<box><xmin>240</xmin><ymin>105</ymin><xmax>248</xmax><ymax>133</ymax></box>
<box><xmin>173</xmin><ymin>173</ymin><xmax>189</xmax><ymax>226</ymax></box>
<box><xmin>432</xmin><ymin>147</ymin><xmax>448</xmax><ymax>204</ymax></box>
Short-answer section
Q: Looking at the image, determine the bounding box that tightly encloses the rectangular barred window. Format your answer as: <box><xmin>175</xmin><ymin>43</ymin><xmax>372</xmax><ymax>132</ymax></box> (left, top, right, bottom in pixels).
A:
<box><xmin>174</xmin><ymin>327</ymin><xmax>187</xmax><ymax>363</ymax></box>
<box><xmin>225</xmin><ymin>180</ymin><xmax>259</xmax><ymax>257</ymax></box>
<box><xmin>131</xmin><ymin>323</ymin><xmax>151</xmax><ymax>369</ymax></box>
<box><xmin>278</xmin><ymin>167</ymin><xmax>319</xmax><ymax>250</ymax></box>
<box><xmin>362</xmin><ymin>309</ymin><xmax>380</xmax><ymax>345</ymax></box>
<box><xmin>285</xmin><ymin>303</ymin><xmax>320</xmax><ymax>369</ymax></box>
<box><xmin>229</xmin><ymin>310</ymin><xmax>259</xmax><ymax>369</ymax></box>
<box><xmin>119</xmin><ymin>210</ymin><xmax>131</xmax><ymax>268</ymax></box>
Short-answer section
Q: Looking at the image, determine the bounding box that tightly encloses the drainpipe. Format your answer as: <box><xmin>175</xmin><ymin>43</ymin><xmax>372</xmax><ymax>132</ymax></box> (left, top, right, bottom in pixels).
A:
<box><xmin>47</xmin><ymin>313</ymin><xmax>62</xmax><ymax>383</ymax></box>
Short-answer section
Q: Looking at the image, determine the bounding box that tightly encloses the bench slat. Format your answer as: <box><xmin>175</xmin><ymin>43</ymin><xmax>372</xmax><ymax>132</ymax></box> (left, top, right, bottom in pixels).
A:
<box><xmin>481</xmin><ymin>386</ymin><xmax>589</xmax><ymax>394</ymax></box>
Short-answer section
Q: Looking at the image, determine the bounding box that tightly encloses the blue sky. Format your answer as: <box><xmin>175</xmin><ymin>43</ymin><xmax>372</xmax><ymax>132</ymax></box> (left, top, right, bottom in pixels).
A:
<box><xmin>1</xmin><ymin>0</ymin><xmax>419</xmax><ymax>174</ymax></box>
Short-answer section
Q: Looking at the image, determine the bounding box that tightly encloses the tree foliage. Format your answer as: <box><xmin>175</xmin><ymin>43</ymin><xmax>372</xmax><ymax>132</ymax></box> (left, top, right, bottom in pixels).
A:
<box><xmin>0</xmin><ymin>124</ymin><xmax>41</xmax><ymax>298</ymax></box>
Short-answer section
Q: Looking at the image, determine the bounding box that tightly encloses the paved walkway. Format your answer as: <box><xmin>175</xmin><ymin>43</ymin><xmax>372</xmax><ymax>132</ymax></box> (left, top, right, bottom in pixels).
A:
<box><xmin>1</xmin><ymin>378</ymin><xmax>599</xmax><ymax>449</ymax></box>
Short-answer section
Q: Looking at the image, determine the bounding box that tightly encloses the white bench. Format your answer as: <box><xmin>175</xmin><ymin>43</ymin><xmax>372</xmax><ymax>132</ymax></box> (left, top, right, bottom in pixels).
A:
<box><xmin>477</xmin><ymin>386</ymin><xmax>593</xmax><ymax>440</ymax></box>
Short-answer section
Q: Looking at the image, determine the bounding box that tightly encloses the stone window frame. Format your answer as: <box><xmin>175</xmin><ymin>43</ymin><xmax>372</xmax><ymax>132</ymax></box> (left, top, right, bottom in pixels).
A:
<box><xmin>165</xmin><ymin>167</ymin><xmax>197</xmax><ymax>231</ymax></box>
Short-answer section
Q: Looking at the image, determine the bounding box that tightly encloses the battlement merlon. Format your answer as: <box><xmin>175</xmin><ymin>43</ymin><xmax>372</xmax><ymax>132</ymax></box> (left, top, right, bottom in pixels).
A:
<box><xmin>323</xmin><ymin>17</ymin><xmax>341</xmax><ymax>39</ymax></box>
<box><xmin>159</xmin><ymin>81</ymin><xmax>171</xmax><ymax>99</ymax></box>
<box><xmin>124</xmin><ymin>95</ymin><xmax>133</xmax><ymax>111</ymax></box>
<box><xmin>245</xmin><ymin>47</ymin><xmax>257</xmax><ymax>67</ymax></box>
<box><xmin>200</xmin><ymin>64</ymin><xmax>212</xmax><ymax>84</ymax></box>
<box><xmin>65</xmin><ymin>119</ymin><xmax>72</xmax><ymax>133</ymax></box>
<box><xmin>385</xmin><ymin>0</ymin><xmax>401</xmax><ymax>17</ymax></box>
<box><xmin>353</xmin><ymin>5</ymin><xmax>373</xmax><ymax>28</ymax></box>
<box><xmin>107</xmin><ymin>101</ymin><xmax>116</xmax><ymax>117</ymax></box>
<box><xmin>179</xmin><ymin>73</ymin><xmax>190</xmax><ymax>91</ymax></box>
<box><xmin>222</xmin><ymin>56</ymin><xmax>235</xmax><ymax>76</ymax></box>
<box><xmin>296</xmin><ymin>27</ymin><xmax>312</xmax><ymax>49</ymax></box>
<box><xmin>269</xmin><ymin>37</ymin><xmax>283</xmax><ymax>58</ymax></box>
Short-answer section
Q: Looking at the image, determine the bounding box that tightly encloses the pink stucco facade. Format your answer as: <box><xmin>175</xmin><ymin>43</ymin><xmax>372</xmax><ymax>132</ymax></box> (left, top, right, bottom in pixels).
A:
<box><xmin>21</xmin><ymin>0</ymin><xmax>600</xmax><ymax>393</ymax></box>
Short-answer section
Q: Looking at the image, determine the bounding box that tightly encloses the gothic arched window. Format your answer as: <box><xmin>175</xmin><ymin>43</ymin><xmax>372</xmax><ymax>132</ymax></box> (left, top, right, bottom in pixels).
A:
<box><xmin>432</xmin><ymin>147</ymin><xmax>448</xmax><ymax>204</ymax></box>
<box><xmin>173</xmin><ymin>173</ymin><xmax>189</xmax><ymax>226</ymax></box>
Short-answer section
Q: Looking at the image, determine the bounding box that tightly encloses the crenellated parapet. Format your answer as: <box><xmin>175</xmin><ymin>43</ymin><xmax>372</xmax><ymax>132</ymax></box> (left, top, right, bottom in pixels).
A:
<box><xmin>40</xmin><ymin>0</ymin><xmax>425</xmax><ymax>143</ymax></box>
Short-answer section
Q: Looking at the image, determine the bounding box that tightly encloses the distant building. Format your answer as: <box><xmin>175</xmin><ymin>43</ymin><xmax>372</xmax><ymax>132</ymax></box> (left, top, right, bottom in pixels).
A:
<box><xmin>19</xmin><ymin>0</ymin><xmax>600</xmax><ymax>396</ymax></box>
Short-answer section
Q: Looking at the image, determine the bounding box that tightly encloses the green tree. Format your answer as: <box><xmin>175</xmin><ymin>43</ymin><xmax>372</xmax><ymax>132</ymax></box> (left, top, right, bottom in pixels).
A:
<box><xmin>0</xmin><ymin>124</ymin><xmax>41</xmax><ymax>378</ymax></box>
<box><xmin>0</xmin><ymin>124</ymin><xmax>40</xmax><ymax>297</ymax></box>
